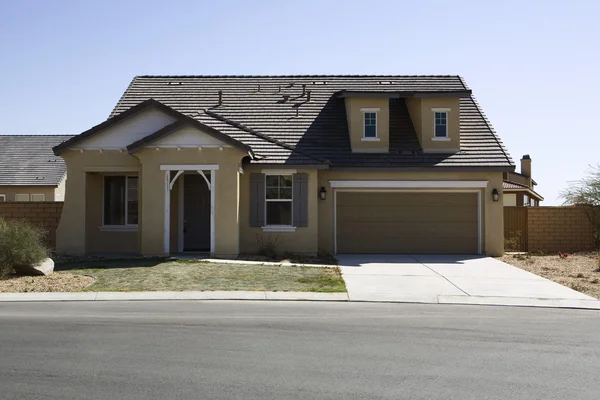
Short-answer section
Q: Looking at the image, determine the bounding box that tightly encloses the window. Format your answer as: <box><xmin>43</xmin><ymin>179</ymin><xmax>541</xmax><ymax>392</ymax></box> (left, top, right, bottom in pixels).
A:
<box><xmin>103</xmin><ymin>175</ymin><xmax>138</xmax><ymax>225</ymax></box>
<box><xmin>31</xmin><ymin>194</ymin><xmax>45</xmax><ymax>202</ymax></box>
<box><xmin>364</xmin><ymin>112</ymin><xmax>377</xmax><ymax>138</ymax></box>
<box><xmin>265</xmin><ymin>175</ymin><xmax>292</xmax><ymax>226</ymax></box>
<box><xmin>0</xmin><ymin>194</ymin><xmax>5</xmax><ymax>202</ymax></box>
<box><xmin>434</xmin><ymin>111</ymin><xmax>448</xmax><ymax>137</ymax></box>
<box><xmin>524</xmin><ymin>194</ymin><xmax>530</xmax><ymax>207</ymax></box>
<box><xmin>15</xmin><ymin>194</ymin><xmax>30</xmax><ymax>202</ymax></box>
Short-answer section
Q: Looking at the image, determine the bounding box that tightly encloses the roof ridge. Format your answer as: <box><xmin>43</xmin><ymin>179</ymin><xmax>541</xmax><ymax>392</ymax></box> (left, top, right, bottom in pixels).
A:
<box><xmin>0</xmin><ymin>134</ymin><xmax>75</xmax><ymax>137</ymax></box>
<box><xmin>202</xmin><ymin>110</ymin><xmax>329</xmax><ymax>164</ymax></box>
<box><xmin>457</xmin><ymin>75</ymin><xmax>471</xmax><ymax>91</ymax></box>
<box><xmin>468</xmin><ymin>95</ymin><xmax>514</xmax><ymax>167</ymax></box>
<box><xmin>136</xmin><ymin>74</ymin><xmax>465</xmax><ymax>78</ymax></box>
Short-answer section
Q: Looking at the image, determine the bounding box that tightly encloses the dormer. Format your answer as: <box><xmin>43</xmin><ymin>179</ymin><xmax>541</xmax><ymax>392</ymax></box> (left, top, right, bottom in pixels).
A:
<box><xmin>340</xmin><ymin>94</ymin><xmax>390</xmax><ymax>153</ymax></box>
<box><xmin>405</xmin><ymin>97</ymin><xmax>463</xmax><ymax>153</ymax></box>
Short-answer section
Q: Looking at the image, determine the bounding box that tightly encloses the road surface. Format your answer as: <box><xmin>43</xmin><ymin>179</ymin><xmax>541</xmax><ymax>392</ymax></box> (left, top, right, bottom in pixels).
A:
<box><xmin>0</xmin><ymin>301</ymin><xmax>599</xmax><ymax>399</ymax></box>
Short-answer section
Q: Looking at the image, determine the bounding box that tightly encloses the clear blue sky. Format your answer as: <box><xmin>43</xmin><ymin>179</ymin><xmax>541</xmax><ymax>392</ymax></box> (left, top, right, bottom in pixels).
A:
<box><xmin>1</xmin><ymin>0</ymin><xmax>598</xmax><ymax>205</ymax></box>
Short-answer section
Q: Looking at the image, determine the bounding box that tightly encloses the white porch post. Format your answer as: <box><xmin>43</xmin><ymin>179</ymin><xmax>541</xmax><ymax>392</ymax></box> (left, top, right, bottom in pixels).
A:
<box><xmin>164</xmin><ymin>170</ymin><xmax>170</xmax><ymax>254</ymax></box>
<box><xmin>210</xmin><ymin>170</ymin><xmax>215</xmax><ymax>254</ymax></box>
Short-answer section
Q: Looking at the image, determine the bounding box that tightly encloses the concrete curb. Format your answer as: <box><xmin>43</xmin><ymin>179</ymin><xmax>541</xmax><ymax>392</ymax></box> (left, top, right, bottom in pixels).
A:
<box><xmin>188</xmin><ymin>258</ymin><xmax>336</xmax><ymax>268</ymax></box>
<box><xmin>437</xmin><ymin>295</ymin><xmax>600</xmax><ymax>310</ymax></box>
<box><xmin>0</xmin><ymin>291</ymin><xmax>350</xmax><ymax>302</ymax></box>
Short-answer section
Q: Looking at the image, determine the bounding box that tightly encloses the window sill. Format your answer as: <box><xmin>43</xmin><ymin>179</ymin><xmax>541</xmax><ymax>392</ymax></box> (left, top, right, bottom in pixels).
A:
<box><xmin>99</xmin><ymin>225</ymin><xmax>138</xmax><ymax>232</ymax></box>
<box><xmin>361</xmin><ymin>137</ymin><xmax>381</xmax><ymax>142</ymax></box>
<box><xmin>261</xmin><ymin>225</ymin><xmax>297</xmax><ymax>233</ymax></box>
<box><xmin>431</xmin><ymin>137</ymin><xmax>451</xmax><ymax>141</ymax></box>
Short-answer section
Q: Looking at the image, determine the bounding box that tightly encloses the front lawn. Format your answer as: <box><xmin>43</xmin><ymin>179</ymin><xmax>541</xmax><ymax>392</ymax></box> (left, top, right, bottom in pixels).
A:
<box><xmin>51</xmin><ymin>259</ymin><xmax>346</xmax><ymax>293</ymax></box>
<box><xmin>500</xmin><ymin>252</ymin><xmax>600</xmax><ymax>299</ymax></box>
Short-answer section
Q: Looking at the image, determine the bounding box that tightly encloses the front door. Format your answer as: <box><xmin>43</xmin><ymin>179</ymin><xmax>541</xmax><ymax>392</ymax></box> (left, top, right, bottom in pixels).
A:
<box><xmin>183</xmin><ymin>174</ymin><xmax>211</xmax><ymax>251</ymax></box>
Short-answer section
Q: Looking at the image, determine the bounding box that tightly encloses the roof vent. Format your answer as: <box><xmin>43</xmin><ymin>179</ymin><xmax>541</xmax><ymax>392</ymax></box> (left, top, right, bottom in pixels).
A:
<box><xmin>218</xmin><ymin>90</ymin><xmax>223</xmax><ymax>106</ymax></box>
<box><xmin>302</xmin><ymin>84</ymin><xmax>306</xmax><ymax>95</ymax></box>
<box><xmin>312</xmin><ymin>81</ymin><xmax>327</xmax><ymax>85</ymax></box>
<box><xmin>257</xmin><ymin>84</ymin><xmax>261</xmax><ymax>92</ymax></box>
<box><xmin>295</xmin><ymin>108</ymin><xmax>299</xmax><ymax>118</ymax></box>
<box><xmin>307</xmin><ymin>90</ymin><xmax>312</xmax><ymax>102</ymax></box>
<box><xmin>278</xmin><ymin>85</ymin><xmax>281</xmax><ymax>92</ymax></box>
<box><xmin>35</xmin><ymin>176</ymin><xmax>46</xmax><ymax>180</ymax></box>
<box><xmin>167</xmin><ymin>82</ymin><xmax>183</xmax><ymax>85</ymax></box>
<box><xmin>378</xmin><ymin>81</ymin><xmax>394</xmax><ymax>85</ymax></box>
<box><xmin>282</xmin><ymin>94</ymin><xmax>290</xmax><ymax>102</ymax></box>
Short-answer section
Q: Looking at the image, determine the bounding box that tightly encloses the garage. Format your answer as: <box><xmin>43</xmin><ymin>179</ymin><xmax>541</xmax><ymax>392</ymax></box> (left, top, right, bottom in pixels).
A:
<box><xmin>335</xmin><ymin>191</ymin><xmax>480</xmax><ymax>254</ymax></box>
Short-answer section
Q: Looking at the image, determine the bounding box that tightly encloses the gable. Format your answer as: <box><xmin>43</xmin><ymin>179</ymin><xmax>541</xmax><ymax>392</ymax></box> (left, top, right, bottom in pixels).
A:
<box><xmin>151</xmin><ymin>126</ymin><xmax>230</xmax><ymax>148</ymax></box>
<box><xmin>73</xmin><ymin>108</ymin><xmax>177</xmax><ymax>150</ymax></box>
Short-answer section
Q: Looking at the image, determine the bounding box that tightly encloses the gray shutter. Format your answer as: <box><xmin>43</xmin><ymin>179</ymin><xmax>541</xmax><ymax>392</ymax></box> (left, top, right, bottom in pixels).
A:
<box><xmin>293</xmin><ymin>173</ymin><xmax>309</xmax><ymax>227</ymax></box>
<box><xmin>250</xmin><ymin>173</ymin><xmax>265</xmax><ymax>227</ymax></box>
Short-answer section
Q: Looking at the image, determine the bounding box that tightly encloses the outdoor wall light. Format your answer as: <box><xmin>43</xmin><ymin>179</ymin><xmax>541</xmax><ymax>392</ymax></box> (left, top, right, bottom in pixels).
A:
<box><xmin>319</xmin><ymin>186</ymin><xmax>327</xmax><ymax>200</ymax></box>
<box><xmin>492</xmin><ymin>188</ymin><xmax>500</xmax><ymax>202</ymax></box>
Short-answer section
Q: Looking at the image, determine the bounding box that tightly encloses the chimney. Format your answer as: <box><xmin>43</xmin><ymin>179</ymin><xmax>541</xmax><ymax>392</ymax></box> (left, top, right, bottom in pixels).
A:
<box><xmin>218</xmin><ymin>90</ymin><xmax>223</xmax><ymax>105</ymax></box>
<box><xmin>521</xmin><ymin>154</ymin><xmax>531</xmax><ymax>178</ymax></box>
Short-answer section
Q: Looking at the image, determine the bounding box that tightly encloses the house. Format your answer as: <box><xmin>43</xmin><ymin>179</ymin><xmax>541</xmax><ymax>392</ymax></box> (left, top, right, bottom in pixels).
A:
<box><xmin>52</xmin><ymin>75</ymin><xmax>514</xmax><ymax>257</ymax></box>
<box><xmin>0</xmin><ymin>135</ymin><xmax>73</xmax><ymax>202</ymax></box>
<box><xmin>503</xmin><ymin>154</ymin><xmax>544</xmax><ymax>206</ymax></box>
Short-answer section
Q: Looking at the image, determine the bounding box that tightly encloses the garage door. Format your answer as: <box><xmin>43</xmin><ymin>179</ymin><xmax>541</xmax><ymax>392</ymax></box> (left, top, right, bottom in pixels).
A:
<box><xmin>336</xmin><ymin>192</ymin><xmax>479</xmax><ymax>254</ymax></box>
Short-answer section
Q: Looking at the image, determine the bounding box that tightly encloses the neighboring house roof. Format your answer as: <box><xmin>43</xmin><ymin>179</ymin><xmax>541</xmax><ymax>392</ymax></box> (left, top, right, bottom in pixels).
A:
<box><xmin>0</xmin><ymin>135</ymin><xmax>73</xmax><ymax>186</ymax></box>
<box><xmin>105</xmin><ymin>75</ymin><xmax>514</xmax><ymax>170</ymax></box>
<box><xmin>503</xmin><ymin>180</ymin><xmax>544</xmax><ymax>201</ymax></box>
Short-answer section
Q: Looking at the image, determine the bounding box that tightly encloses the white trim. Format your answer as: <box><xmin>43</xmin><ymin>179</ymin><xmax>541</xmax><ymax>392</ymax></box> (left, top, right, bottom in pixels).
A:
<box><xmin>169</xmin><ymin>170</ymin><xmax>184</xmax><ymax>190</ymax></box>
<box><xmin>360</xmin><ymin>108</ymin><xmax>380</xmax><ymax>112</ymax></box>
<box><xmin>99</xmin><ymin>225</ymin><xmax>138</xmax><ymax>232</ymax></box>
<box><xmin>362</xmin><ymin>110</ymin><xmax>378</xmax><ymax>139</ymax></box>
<box><xmin>333</xmin><ymin>189</ymin><xmax>483</xmax><ymax>255</ymax></box>
<box><xmin>329</xmin><ymin>180</ymin><xmax>489</xmax><ymax>189</ymax></box>
<box><xmin>178</xmin><ymin>175</ymin><xmax>184</xmax><ymax>253</ymax></box>
<box><xmin>264</xmin><ymin>174</ymin><xmax>294</xmax><ymax>226</ymax></box>
<box><xmin>0</xmin><ymin>194</ymin><xmax>5</xmax><ymax>202</ymax></box>
<box><xmin>83</xmin><ymin>166</ymin><xmax>141</xmax><ymax>172</ymax></box>
<box><xmin>431</xmin><ymin>108</ymin><xmax>451</xmax><ymax>112</ymax></box>
<box><xmin>160</xmin><ymin>165</ymin><xmax>219</xmax><ymax>171</ymax></box>
<box><xmin>262</xmin><ymin>169</ymin><xmax>296</xmax><ymax>175</ymax></box>
<box><xmin>15</xmin><ymin>194</ymin><xmax>30</xmax><ymax>202</ymax></box>
<box><xmin>198</xmin><ymin>170</ymin><xmax>211</xmax><ymax>189</ymax></box>
<box><xmin>152</xmin><ymin>144</ymin><xmax>231</xmax><ymax>149</ymax></box>
<box><xmin>431</xmin><ymin>137</ymin><xmax>451</xmax><ymax>142</ymax></box>
<box><xmin>262</xmin><ymin>225</ymin><xmax>297</xmax><ymax>232</ymax></box>
<box><xmin>433</xmin><ymin>111</ymin><xmax>449</xmax><ymax>138</ymax></box>
<box><xmin>164</xmin><ymin>171</ymin><xmax>170</xmax><ymax>254</ymax></box>
<box><xmin>210</xmin><ymin>170</ymin><xmax>215</xmax><ymax>254</ymax></box>
<box><xmin>361</xmin><ymin>137</ymin><xmax>381</xmax><ymax>142</ymax></box>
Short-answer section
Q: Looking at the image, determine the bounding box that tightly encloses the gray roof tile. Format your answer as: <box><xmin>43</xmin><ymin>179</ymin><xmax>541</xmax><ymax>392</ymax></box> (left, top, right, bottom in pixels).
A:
<box><xmin>110</xmin><ymin>75</ymin><xmax>514</xmax><ymax>169</ymax></box>
<box><xmin>0</xmin><ymin>135</ymin><xmax>73</xmax><ymax>185</ymax></box>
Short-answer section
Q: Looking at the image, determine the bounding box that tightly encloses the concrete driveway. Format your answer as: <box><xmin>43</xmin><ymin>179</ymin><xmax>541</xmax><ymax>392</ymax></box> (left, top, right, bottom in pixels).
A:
<box><xmin>338</xmin><ymin>254</ymin><xmax>600</xmax><ymax>308</ymax></box>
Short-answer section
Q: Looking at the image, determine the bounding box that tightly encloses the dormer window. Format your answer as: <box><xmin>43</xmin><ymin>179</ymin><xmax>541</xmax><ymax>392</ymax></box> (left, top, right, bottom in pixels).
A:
<box><xmin>361</xmin><ymin>108</ymin><xmax>380</xmax><ymax>141</ymax></box>
<box><xmin>432</xmin><ymin>108</ymin><xmax>450</xmax><ymax>141</ymax></box>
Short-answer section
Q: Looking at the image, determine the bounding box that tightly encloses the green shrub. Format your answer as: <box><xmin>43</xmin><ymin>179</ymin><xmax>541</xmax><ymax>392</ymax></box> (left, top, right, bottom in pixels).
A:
<box><xmin>0</xmin><ymin>218</ymin><xmax>49</xmax><ymax>279</ymax></box>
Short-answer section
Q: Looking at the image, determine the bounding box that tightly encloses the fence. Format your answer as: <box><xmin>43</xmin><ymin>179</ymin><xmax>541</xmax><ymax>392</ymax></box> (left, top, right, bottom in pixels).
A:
<box><xmin>504</xmin><ymin>205</ymin><xmax>596</xmax><ymax>253</ymax></box>
<box><xmin>0</xmin><ymin>202</ymin><xmax>64</xmax><ymax>250</ymax></box>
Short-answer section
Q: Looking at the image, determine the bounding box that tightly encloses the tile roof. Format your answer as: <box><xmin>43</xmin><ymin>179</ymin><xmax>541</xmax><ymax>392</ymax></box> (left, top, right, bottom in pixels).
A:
<box><xmin>0</xmin><ymin>135</ymin><xmax>73</xmax><ymax>185</ymax></box>
<box><xmin>503</xmin><ymin>180</ymin><xmax>544</xmax><ymax>200</ymax></box>
<box><xmin>110</xmin><ymin>75</ymin><xmax>514</xmax><ymax>169</ymax></box>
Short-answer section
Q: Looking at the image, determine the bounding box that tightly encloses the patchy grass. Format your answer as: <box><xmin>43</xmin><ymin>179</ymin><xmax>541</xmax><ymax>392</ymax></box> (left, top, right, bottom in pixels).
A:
<box><xmin>0</xmin><ymin>273</ymin><xmax>94</xmax><ymax>293</ymax></box>
<box><xmin>54</xmin><ymin>259</ymin><xmax>346</xmax><ymax>293</ymax></box>
<box><xmin>500</xmin><ymin>252</ymin><xmax>600</xmax><ymax>298</ymax></box>
<box><xmin>233</xmin><ymin>252</ymin><xmax>338</xmax><ymax>265</ymax></box>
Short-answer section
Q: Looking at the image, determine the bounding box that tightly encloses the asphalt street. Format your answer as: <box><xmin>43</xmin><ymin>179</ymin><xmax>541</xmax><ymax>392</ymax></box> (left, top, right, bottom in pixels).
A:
<box><xmin>0</xmin><ymin>301</ymin><xmax>599</xmax><ymax>400</ymax></box>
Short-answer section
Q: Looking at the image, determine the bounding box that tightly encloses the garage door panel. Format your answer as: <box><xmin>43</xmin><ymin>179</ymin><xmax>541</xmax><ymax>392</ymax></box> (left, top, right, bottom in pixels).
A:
<box><xmin>336</xmin><ymin>192</ymin><xmax>478</xmax><ymax>254</ymax></box>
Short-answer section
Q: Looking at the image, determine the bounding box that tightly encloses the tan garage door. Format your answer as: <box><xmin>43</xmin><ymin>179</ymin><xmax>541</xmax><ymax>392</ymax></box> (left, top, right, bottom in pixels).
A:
<box><xmin>336</xmin><ymin>192</ymin><xmax>479</xmax><ymax>254</ymax></box>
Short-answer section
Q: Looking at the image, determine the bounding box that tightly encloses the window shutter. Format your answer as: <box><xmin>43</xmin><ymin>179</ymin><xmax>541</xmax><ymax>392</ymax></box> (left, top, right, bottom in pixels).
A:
<box><xmin>293</xmin><ymin>173</ymin><xmax>309</xmax><ymax>227</ymax></box>
<box><xmin>250</xmin><ymin>173</ymin><xmax>265</xmax><ymax>227</ymax></box>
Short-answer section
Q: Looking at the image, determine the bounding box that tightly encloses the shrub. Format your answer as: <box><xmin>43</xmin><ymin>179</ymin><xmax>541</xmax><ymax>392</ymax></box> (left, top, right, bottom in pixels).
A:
<box><xmin>0</xmin><ymin>218</ymin><xmax>49</xmax><ymax>279</ymax></box>
<box><xmin>256</xmin><ymin>234</ymin><xmax>280</xmax><ymax>259</ymax></box>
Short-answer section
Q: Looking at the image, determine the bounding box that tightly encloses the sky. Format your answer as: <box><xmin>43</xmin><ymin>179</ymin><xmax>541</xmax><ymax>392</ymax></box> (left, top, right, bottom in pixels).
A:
<box><xmin>1</xmin><ymin>0</ymin><xmax>599</xmax><ymax>205</ymax></box>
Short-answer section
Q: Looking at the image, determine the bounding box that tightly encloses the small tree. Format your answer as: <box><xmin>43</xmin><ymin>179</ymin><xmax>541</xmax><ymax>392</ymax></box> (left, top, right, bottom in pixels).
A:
<box><xmin>560</xmin><ymin>164</ymin><xmax>600</xmax><ymax>248</ymax></box>
<box><xmin>0</xmin><ymin>218</ymin><xmax>49</xmax><ymax>279</ymax></box>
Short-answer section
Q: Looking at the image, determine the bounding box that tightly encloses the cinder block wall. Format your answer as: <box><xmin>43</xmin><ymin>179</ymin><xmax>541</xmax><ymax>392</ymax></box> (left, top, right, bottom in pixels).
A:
<box><xmin>0</xmin><ymin>202</ymin><xmax>64</xmax><ymax>250</ymax></box>
<box><xmin>527</xmin><ymin>206</ymin><xmax>595</xmax><ymax>253</ymax></box>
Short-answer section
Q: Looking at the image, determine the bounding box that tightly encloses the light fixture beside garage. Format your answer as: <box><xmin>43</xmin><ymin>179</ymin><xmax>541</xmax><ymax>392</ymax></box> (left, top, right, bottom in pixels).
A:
<box><xmin>492</xmin><ymin>188</ymin><xmax>500</xmax><ymax>202</ymax></box>
<box><xmin>319</xmin><ymin>186</ymin><xmax>327</xmax><ymax>200</ymax></box>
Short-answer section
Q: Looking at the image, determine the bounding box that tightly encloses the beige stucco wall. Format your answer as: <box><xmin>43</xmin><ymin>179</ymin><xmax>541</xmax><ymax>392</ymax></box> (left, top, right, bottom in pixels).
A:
<box><xmin>239</xmin><ymin>169</ymin><xmax>319</xmax><ymax>254</ymax></box>
<box><xmin>134</xmin><ymin>147</ymin><xmax>245</xmax><ymax>257</ymax></box>
<box><xmin>55</xmin><ymin>150</ymin><xmax>141</xmax><ymax>254</ymax></box>
<box><xmin>405</xmin><ymin>97</ymin><xmax>460</xmax><ymax>153</ymax></box>
<box><xmin>55</xmin><ymin>176</ymin><xmax>67</xmax><ymax>201</ymax></box>
<box><xmin>344</xmin><ymin>97</ymin><xmax>390</xmax><ymax>153</ymax></box>
<box><xmin>317</xmin><ymin>170</ymin><xmax>505</xmax><ymax>257</ymax></box>
<box><xmin>0</xmin><ymin>186</ymin><xmax>58</xmax><ymax>202</ymax></box>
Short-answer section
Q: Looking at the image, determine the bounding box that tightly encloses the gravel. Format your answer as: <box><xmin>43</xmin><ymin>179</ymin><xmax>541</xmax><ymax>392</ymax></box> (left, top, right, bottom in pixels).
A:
<box><xmin>500</xmin><ymin>252</ymin><xmax>600</xmax><ymax>299</ymax></box>
<box><xmin>0</xmin><ymin>272</ymin><xmax>95</xmax><ymax>293</ymax></box>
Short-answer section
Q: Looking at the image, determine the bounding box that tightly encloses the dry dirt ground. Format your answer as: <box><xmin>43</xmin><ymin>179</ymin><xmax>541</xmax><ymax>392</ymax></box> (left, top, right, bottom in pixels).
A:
<box><xmin>0</xmin><ymin>273</ymin><xmax>95</xmax><ymax>293</ymax></box>
<box><xmin>500</xmin><ymin>252</ymin><xmax>600</xmax><ymax>299</ymax></box>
